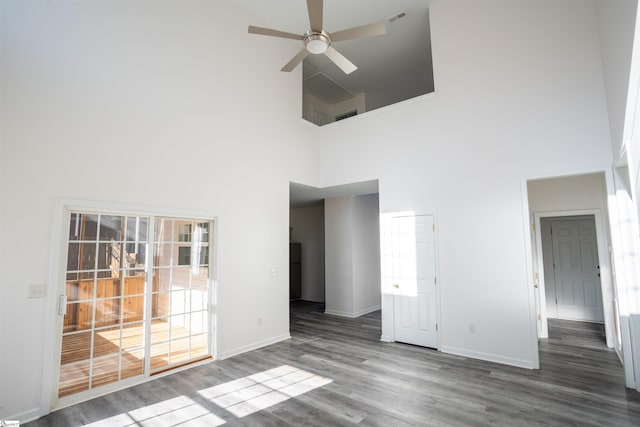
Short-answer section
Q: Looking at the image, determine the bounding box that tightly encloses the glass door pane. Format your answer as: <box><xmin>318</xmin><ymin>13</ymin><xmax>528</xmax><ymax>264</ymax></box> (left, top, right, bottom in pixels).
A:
<box><xmin>151</xmin><ymin>218</ymin><xmax>211</xmax><ymax>373</ymax></box>
<box><xmin>59</xmin><ymin>213</ymin><xmax>149</xmax><ymax>398</ymax></box>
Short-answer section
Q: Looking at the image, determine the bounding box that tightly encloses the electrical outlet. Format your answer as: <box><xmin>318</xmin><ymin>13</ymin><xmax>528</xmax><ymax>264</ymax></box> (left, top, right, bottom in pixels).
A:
<box><xmin>28</xmin><ymin>284</ymin><xmax>46</xmax><ymax>298</ymax></box>
<box><xmin>270</xmin><ymin>268</ymin><xmax>279</xmax><ymax>277</ymax></box>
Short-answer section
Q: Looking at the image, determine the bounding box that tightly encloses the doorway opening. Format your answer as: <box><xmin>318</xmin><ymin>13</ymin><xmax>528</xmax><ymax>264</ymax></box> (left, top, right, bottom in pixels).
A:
<box><xmin>526</xmin><ymin>172</ymin><xmax>620</xmax><ymax>367</ymax></box>
<box><xmin>288</xmin><ymin>180</ymin><xmax>381</xmax><ymax>320</ymax></box>
<box><xmin>540</xmin><ymin>216</ymin><xmax>604</xmax><ymax>324</ymax></box>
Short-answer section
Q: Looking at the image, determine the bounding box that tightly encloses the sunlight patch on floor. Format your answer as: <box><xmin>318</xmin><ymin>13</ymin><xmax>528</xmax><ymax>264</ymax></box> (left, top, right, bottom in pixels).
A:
<box><xmin>84</xmin><ymin>395</ymin><xmax>226</xmax><ymax>427</ymax></box>
<box><xmin>198</xmin><ymin>365</ymin><xmax>333</xmax><ymax>418</ymax></box>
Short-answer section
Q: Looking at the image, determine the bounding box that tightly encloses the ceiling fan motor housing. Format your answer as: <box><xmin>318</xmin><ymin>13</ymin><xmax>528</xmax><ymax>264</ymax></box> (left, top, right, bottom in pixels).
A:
<box><xmin>304</xmin><ymin>31</ymin><xmax>330</xmax><ymax>54</ymax></box>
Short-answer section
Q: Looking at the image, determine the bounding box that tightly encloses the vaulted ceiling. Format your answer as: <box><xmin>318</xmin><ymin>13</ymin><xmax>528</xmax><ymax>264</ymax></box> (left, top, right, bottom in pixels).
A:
<box><xmin>240</xmin><ymin>0</ymin><xmax>434</xmax><ymax>113</ymax></box>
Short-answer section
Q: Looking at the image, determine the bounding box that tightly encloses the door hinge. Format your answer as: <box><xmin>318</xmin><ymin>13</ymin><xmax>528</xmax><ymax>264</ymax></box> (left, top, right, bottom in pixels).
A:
<box><xmin>434</xmin><ymin>277</ymin><xmax>437</xmax><ymax>285</ymax></box>
<box><xmin>531</xmin><ymin>223</ymin><xmax>535</xmax><ymax>232</ymax></box>
<box><xmin>433</xmin><ymin>224</ymin><xmax>435</xmax><ymax>231</ymax></box>
<box><xmin>436</xmin><ymin>323</ymin><xmax>438</xmax><ymax>331</ymax></box>
<box><xmin>537</xmin><ymin>314</ymin><xmax>541</xmax><ymax>320</ymax></box>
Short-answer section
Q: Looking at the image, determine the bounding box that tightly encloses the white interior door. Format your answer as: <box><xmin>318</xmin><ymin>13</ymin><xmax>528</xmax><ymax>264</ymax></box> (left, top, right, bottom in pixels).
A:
<box><xmin>550</xmin><ymin>218</ymin><xmax>604</xmax><ymax>322</ymax></box>
<box><xmin>391</xmin><ymin>214</ymin><xmax>437</xmax><ymax>348</ymax></box>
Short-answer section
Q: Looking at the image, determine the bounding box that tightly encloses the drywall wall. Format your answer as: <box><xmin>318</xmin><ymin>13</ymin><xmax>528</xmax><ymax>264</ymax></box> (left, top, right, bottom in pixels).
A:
<box><xmin>324</xmin><ymin>194</ymin><xmax>381</xmax><ymax>317</ymax></box>
<box><xmin>0</xmin><ymin>0</ymin><xmax>318</xmax><ymax>421</ymax></box>
<box><xmin>596</xmin><ymin>0</ymin><xmax>638</xmax><ymax>158</ymax></box>
<box><xmin>528</xmin><ymin>173</ymin><xmax>609</xmax><ymax>213</ymax></box>
<box><xmin>352</xmin><ymin>194</ymin><xmax>382</xmax><ymax>315</ymax></box>
<box><xmin>324</xmin><ymin>197</ymin><xmax>354</xmax><ymax>315</ymax></box>
<box><xmin>318</xmin><ymin>0</ymin><xmax>613</xmax><ymax>367</ymax></box>
<box><xmin>289</xmin><ymin>205</ymin><xmax>325</xmax><ymax>302</ymax></box>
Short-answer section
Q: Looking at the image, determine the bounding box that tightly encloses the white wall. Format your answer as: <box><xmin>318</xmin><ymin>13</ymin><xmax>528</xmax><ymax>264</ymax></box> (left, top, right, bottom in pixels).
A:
<box><xmin>324</xmin><ymin>194</ymin><xmax>381</xmax><ymax>317</ymax></box>
<box><xmin>352</xmin><ymin>194</ymin><xmax>382</xmax><ymax>315</ymax></box>
<box><xmin>290</xmin><ymin>205</ymin><xmax>325</xmax><ymax>302</ymax></box>
<box><xmin>318</xmin><ymin>0</ymin><xmax>613</xmax><ymax>367</ymax></box>
<box><xmin>0</xmin><ymin>0</ymin><xmax>318</xmax><ymax>421</ymax></box>
<box><xmin>596</xmin><ymin>0</ymin><xmax>638</xmax><ymax>159</ymax></box>
<box><xmin>528</xmin><ymin>173</ymin><xmax>610</xmax><ymax>214</ymax></box>
<box><xmin>324</xmin><ymin>197</ymin><xmax>354</xmax><ymax>315</ymax></box>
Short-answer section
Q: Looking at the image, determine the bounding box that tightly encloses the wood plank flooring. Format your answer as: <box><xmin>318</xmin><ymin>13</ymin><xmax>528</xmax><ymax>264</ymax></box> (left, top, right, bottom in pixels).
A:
<box><xmin>27</xmin><ymin>301</ymin><xmax>640</xmax><ymax>426</ymax></box>
<box><xmin>58</xmin><ymin>320</ymin><xmax>208</xmax><ymax>397</ymax></box>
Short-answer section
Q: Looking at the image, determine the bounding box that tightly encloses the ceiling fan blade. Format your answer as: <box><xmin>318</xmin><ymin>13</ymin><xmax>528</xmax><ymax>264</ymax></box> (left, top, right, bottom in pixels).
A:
<box><xmin>281</xmin><ymin>49</ymin><xmax>310</xmax><ymax>72</ymax></box>
<box><xmin>307</xmin><ymin>0</ymin><xmax>323</xmax><ymax>33</ymax></box>
<box><xmin>324</xmin><ymin>46</ymin><xmax>357</xmax><ymax>74</ymax></box>
<box><xmin>330</xmin><ymin>21</ymin><xmax>386</xmax><ymax>42</ymax></box>
<box><xmin>248</xmin><ymin>25</ymin><xmax>303</xmax><ymax>40</ymax></box>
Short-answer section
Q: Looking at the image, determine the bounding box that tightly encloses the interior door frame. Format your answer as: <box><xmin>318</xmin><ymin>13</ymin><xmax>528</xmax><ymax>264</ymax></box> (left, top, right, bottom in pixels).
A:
<box><xmin>532</xmin><ymin>209</ymin><xmax>613</xmax><ymax>346</ymax></box>
<box><xmin>40</xmin><ymin>199</ymin><xmax>219</xmax><ymax>416</ymax></box>
<box><xmin>379</xmin><ymin>211</ymin><xmax>441</xmax><ymax>350</ymax></box>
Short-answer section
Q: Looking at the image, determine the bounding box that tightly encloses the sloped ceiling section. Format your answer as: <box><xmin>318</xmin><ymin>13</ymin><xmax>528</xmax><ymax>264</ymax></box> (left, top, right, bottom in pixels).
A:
<box><xmin>240</xmin><ymin>0</ymin><xmax>435</xmax><ymax>124</ymax></box>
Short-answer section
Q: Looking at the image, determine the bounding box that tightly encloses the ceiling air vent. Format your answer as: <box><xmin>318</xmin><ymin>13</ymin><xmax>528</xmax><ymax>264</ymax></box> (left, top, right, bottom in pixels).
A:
<box><xmin>388</xmin><ymin>12</ymin><xmax>407</xmax><ymax>23</ymax></box>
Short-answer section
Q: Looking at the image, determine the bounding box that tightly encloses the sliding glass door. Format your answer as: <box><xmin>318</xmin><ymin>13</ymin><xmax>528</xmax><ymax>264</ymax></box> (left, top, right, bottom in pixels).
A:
<box><xmin>150</xmin><ymin>218</ymin><xmax>210</xmax><ymax>373</ymax></box>
<box><xmin>58</xmin><ymin>212</ymin><xmax>212</xmax><ymax>400</ymax></box>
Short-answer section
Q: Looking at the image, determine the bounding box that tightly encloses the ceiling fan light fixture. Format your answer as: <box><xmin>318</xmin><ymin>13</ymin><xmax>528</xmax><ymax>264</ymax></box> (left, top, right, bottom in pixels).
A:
<box><xmin>304</xmin><ymin>32</ymin><xmax>330</xmax><ymax>54</ymax></box>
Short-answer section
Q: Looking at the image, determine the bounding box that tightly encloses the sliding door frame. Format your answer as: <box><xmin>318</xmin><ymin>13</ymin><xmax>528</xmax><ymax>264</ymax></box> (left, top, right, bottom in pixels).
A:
<box><xmin>40</xmin><ymin>199</ymin><xmax>219</xmax><ymax>415</ymax></box>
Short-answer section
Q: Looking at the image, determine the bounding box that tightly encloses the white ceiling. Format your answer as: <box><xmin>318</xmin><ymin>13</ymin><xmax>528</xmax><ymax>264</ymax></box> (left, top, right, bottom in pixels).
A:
<box><xmin>290</xmin><ymin>180</ymin><xmax>379</xmax><ymax>208</ymax></box>
<box><xmin>240</xmin><ymin>0</ymin><xmax>434</xmax><ymax>110</ymax></box>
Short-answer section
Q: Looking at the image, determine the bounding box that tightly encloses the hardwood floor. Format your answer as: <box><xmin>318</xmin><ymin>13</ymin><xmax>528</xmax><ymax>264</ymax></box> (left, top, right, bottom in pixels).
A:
<box><xmin>27</xmin><ymin>301</ymin><xmax>640</xmax><ymax>426</ymax></box>
<box><xmin>59</xmin><ymin>320</ymin><xmax>209</xmax><ymax>397</ymax></box>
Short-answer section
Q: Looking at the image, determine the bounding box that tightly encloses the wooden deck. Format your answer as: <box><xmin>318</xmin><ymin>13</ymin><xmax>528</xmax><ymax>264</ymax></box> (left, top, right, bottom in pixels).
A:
<box><xmin>59</xmin><ymin>320</ymin><xmax>208</xmax><ymax>397</ymax></box>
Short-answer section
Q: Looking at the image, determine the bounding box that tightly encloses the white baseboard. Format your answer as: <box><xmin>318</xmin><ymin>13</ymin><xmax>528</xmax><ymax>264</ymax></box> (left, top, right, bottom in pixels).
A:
<box><xmin>219</xmin><ymin>333</ymin><xmax>291</xmax><ymax>360</ymax></box>
<box><xmin>440</xmin><ymin>345</ymin><xmax>535</xmax><ymax>369</ymax></box>
<box><xmin>6</xmin><ymin>407</ymin><xmax>41</xmax><ymax>424</ymax></box>
<box><xmin>380</xmin><ymin>334</ymin><xmax>393</xmax><ymax>342</ymax></box>
<box><xmin>325</xmin><ymin>305</ymin><xmax>381</xmax><ymax>318</ymax></box>
<box><xmin>353</xmin><ymin>305</ymin><xmax>381</xmax><ymax>317</ymax></box>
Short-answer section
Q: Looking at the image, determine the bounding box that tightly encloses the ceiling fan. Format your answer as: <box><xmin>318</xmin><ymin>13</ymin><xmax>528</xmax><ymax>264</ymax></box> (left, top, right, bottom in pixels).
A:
<box><xmin>248</xmin><ymin>0</ymin><xmax>386</xmax><ymax>75</ymax></box>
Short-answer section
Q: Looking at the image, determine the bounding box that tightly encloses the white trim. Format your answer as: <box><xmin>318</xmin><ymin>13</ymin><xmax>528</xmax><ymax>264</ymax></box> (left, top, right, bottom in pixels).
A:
<box><xmin>353</xmin><ymin>305</ymin><xmax>381</xmax><ymax>317</ymax></box>
<box><xmin>534</xmin><ymin>215</ymin><xmax>549</xmax><ymax>338</ymax></box>
<box><xmin>440</xmin><ymin>346</ymin><xmax>535</xmax><ymax>369</ymax></box>
<box><xmin>621</xmin><ymin>316</ymin><xmax>637</xmax><ymax>387</ymax></box>
<box><xmin>520</xmin><ymin>178</ymin><xmax>541</xmax><ymax>370</ymax></box>
<box><xmin>6</xmin><ymin>407</ymin><xmax>41</xmax><ymax>425</ymax></box>
<box><xmin>324</xmin><ymin>305</ymin><xmax>381</xmax><ymax>318</ymax></box>
<box><xmin>631</xmin><ymin>314</ymin><xmax>640</xmax><ymax>392</ymax></box>
<box><xmin>324</xmin><ymin>309</ymin><xmax>356</xmax><ymax>317</ymax></box>
<box><xmin>380</xmin><ymin>334</ymin><xmax>393</xmax><ymax>342</ymax></box>
<box><xmin>218</xmin><ymin>334</ymin><xmax>291</xmax><ymax>360</ymax></box>
<box><xmin>40</xmin><ymin>198</ymin><xmax>220</xmax><ymax>416</ymax></box>
<box><xmin>53</xmin><ymin>198</ymin><xmax>218</xmax><ymax>220</ymax></box>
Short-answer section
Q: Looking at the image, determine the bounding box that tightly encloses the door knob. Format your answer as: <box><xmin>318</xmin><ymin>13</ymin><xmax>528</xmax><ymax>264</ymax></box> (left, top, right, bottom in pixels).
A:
<box><xmin>393</xmin><ymin>283</ymin><xmax>399</xmax><ymax>289</ymax></box>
